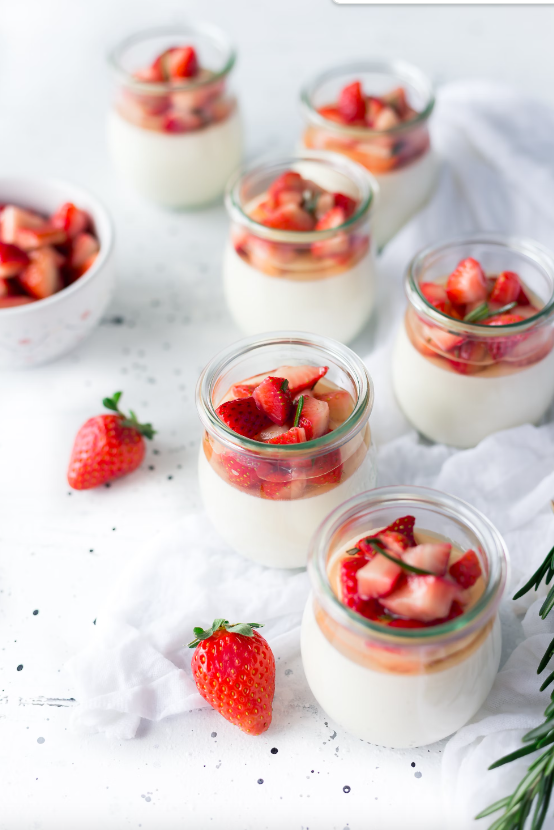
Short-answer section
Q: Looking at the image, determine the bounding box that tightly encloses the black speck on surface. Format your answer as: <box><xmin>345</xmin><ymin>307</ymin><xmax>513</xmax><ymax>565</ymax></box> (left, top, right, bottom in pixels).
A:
<box><xmin>37</xmin><ymin>737</ymin><xmax>45</xmax><ymax>744</ymax></box>
<box><xmin>17</xmin><ymin>665</ymin><xmax>23</xmax><ymax>671</ymax></box>
<box><xmin>148</xmin><ymin>466</ymin><xmax>154</xmax><ymax>471</ymax></box>
<box><xmin>270</xmin><ymin>748</ymin><xmax>278</xmax><ymax>755</ymax></box>
<box><xmin>411</xmin><ymin>761</ymin><xmax>416</xmax><ymax>767</ymax></box>
<box><xmin>105</xmin><ymin>482</ymin><xmax>111</xmax><ymax>488</ymax></box>
<box><xmin>343</xmin><ymin>785</ymin><xmax>351</xmax><ymax>794</ymax></box>
<box><xmin>257</xmin><ymin>779</ymin><xmax>264</xmax><ymax>785</ymax></box>
<box><xmin>89</xmin><ymin>549</ymin><xmax>94</xmax><ymax>553</ymax></box>
<box><xmin>167</xmin><ymin>475</ymin><xmax>173</xmax><ymax>480</ymax></box>
<box><xmin>32</xmin><ymin>610</ymin><xmax>39</xmax><ymax>616</ymax></box>
<box><xmin>112</xmin><ymin>527</ymin><xmax>116</xmax><ymax>531</ymax></box>
<box><xmin>211</xmin><ymin>732</ymin><xmax>217</xmax><ymax>738</ymax></box>
<box><xmin>93</xmin><ymin>619</ymin><xmax>97</xmax><ymax>625</ymax></box>
<box><xmin>153</xmin><ymin>449</ymin><xmax>160</xmax><ymax>455</ymax></box>
<box><xmin>284</xmin><ymin>669</ymin><xmax>292</xmax><ymax>676</ymax></box>
<box><xmin>414</xmin><ymin>771</ymin><xmax>422</xmax><ymax>779</ymax></box>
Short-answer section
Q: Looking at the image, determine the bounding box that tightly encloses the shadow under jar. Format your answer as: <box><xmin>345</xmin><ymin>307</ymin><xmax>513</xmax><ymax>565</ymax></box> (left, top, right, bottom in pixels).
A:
<box><xmin>392</xmin><ymin>235</ymin><xmax>554</xmax><ymax>448</ymax></box>
<box><xmin>223</xmin><ymin>154</ymin><xmax>378</xmax><ymax>344</ymax></box>
<box><xmin>196</xmin><ymin>332</ymin><xmax>376</xmax><ymax>569</ymax></box>
<box><xmin>301</xmin><ymin>486</ymin><xmax>508</xmax><ymax>748</ymax></box>
<box><xmin>300</xmin><ymin>61</ymin><xmax>439</xmax><ymax>249</ymax></box>
<box><xmin>107</xmin><ymin>23</ymin><xmax>242</xmax><ymax>208</ymax></box>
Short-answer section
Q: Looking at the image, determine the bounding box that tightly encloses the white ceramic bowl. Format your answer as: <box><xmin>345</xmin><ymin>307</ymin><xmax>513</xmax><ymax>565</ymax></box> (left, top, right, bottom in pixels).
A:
<box><xmin>0</xmin><ymin>177</ymin><xmax>115</xmax><ymax>369</ymax></box>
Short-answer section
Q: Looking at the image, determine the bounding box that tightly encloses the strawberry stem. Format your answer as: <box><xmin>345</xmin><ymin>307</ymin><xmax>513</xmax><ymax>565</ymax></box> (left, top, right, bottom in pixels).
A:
<box><xmin>187</xmin><ymin>619</ymin><xmax>264</xmax><ymax>648</ymax></box>
<box><xmin>102</xmin><ymin>392</ymin><xmax>156</xmax><ymax>439</ymax></box>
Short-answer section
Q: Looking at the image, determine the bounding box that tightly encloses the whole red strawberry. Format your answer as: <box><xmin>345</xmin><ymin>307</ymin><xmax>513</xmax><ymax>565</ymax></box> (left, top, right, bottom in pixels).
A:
<box><xmin>67</xmin><ymin>391</ymin><xmax>155</xmax><ymax>490</ymax></box>
<box><xmin>189</xmin><ymin>619</ymin><xmax>275</xmax><ymax>735</ymax></box>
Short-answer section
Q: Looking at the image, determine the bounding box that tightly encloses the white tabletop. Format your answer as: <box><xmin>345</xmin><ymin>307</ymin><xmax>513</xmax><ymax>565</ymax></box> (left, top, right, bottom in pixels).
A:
<box><xmin>2</xmin><ymin>1</ymin><xmax>554</xmax><ymax>828</ymax></box>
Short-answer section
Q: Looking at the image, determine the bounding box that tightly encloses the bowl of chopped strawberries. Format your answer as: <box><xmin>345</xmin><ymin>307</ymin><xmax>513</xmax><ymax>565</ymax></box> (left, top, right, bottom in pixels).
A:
<box><xmin>0</xmin><ymin>177</ymin><xmax>114</xmax><ymax>369</ymax></box>
<box><xmin>392</xmin><ymin>234</ymin><xmax>554</xmax><ymax>447</ymax></box>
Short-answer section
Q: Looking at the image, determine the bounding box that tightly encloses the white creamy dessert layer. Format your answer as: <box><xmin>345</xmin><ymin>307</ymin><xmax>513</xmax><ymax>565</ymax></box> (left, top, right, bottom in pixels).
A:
<box><xmin>301</xmin><ymin>600</ymin><xmax>501</xmax><ymax>748</ymax></box>
<box><xmin>371</xmin><ymin>150</ymin><xmax>440</xmax><ymax>249</ymax></box>
<box><xmin>223</xmin><ymin>244</ymin><xmax>376</xmax><ymax>344</ymax></box>
<box><xmin>392</xmin><ymin>322</ymin><xmax>554</xmax><ymax>448</ymax></box>
<box><xmin>198</xmin><ymin>447</ymin><xmax>377</xmax><ymax>569</ymax></box>
<box><xmin>107</xmin><ymin>108</ymin><xmax>242</xmax><ymax>207</ymax></box>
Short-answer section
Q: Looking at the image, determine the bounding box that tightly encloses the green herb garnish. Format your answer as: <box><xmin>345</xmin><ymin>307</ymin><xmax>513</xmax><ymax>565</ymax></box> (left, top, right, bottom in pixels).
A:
<box><xmin>293</xmin><ymin>396</ymin><xmax>304</xmax><ymax>427</ymax></box>
<box><xmin>463</xmin><ymin>301</ymin><xmax>518</xmax><ymax>324</ymax></box>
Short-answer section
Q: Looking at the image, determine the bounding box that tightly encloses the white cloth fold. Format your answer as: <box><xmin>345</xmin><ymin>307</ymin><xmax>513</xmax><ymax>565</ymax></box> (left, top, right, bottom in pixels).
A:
<box><xmin>68</xmin><ymin>79</ymin><xmax>554</xmax><ymax>826</ymax></box>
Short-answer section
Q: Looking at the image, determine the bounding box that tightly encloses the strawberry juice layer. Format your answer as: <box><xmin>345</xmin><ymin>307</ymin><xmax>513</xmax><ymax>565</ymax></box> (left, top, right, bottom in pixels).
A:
<box><xmin>199</xmin><ymin>365</ymin><xmax>376</xmax><ymax>568</ymax></box>
<box><xmin>301</xmin><ymin>520</ymin><xmax>500</xmax><ymax>747</ymax></box>
<box><xmin>224</xmin><ymin>167</ymin><xmax>375</xmax><ymax>343</ymax></box>
<box><xmin>392</xmin><ymin>257</ymin><xmax>554</xmax><ymax>447</ymax></box>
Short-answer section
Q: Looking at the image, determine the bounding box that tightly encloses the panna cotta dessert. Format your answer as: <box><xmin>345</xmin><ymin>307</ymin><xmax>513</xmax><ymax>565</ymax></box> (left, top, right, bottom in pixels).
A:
<box><xmin>223</xmin><ymin>154</ymin><xmax>378</xmax><ymax>344</ymax></box>
<box><xmin>301</xmin><ymin>486</ymin><xmax>508</xmax><ymax>748</ymax></box>
<box><xmin>0</xmin><ymin>200</ymin><xmax>99</xmax><ymax>307</ymax></box>
<box><xmin>300</xmin><ymin>61</ymin><xmax>439</xmax><ymax>248</ymax></box>
<box><xmin>392</xmin><ymin>235</ymin><xmax>554</xmax><ymax>447</ymax></box>
<box><xmin>108</xmin><ymin>23</ymin><xmax>242</xmax><ymax>207</ymax></box>
<box><xmin>196</xmin><ymin>332</ymin><xmax>376</xmax><ymax>568</ymax></box>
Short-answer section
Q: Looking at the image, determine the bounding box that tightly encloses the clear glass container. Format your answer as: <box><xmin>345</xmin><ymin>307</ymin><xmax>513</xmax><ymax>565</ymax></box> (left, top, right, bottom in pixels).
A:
<box><xmin>107</xmin><ymin>23</ymin><xmax>242</xmax><ymax>208</ymax></box>
<box><xmin>196</xmin><ymin>331</ymin><xmax>376</xmax><ymax>569</ymax></box>
<box><xmin>392</xmin><ymin>234</ymin><xmax>554</xmax><ymax>448</ymax></box>
<box><xmin>301</xmin><ymin>485</ymin><xmax>509</xmax><ymax>748</ymax></box>
<box><xmin>300</xmin><ymin>61</ymin><xmax>439</xmax><ymax>248</ymax></box>
<box><xmin>223</xmin><ymin>153</ymin><xmax>378</xmax><ymax>344</ymax></box>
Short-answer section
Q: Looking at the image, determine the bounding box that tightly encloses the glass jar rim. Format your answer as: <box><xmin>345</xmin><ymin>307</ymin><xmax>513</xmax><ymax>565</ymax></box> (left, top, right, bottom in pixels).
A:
<box><xmin>108</xmin><ymin>22</ymin><xmax>236</xmax><ymax>94</ymax></box>
<box><xmin>300</xmin><ymin>59</ymin><xmax>435</xmax><ymax>139</ymax></box>
<box><xmin>195</xmin><ymin>330</ymin><xmax>374</xmax><ymax>458</ymax></box>
<box><xmin>406</xmin><ymin>233</ymin><xmax>554</xmax><ymax>336</ymax></box>
<box><xmin>308</xmin><ymin>485</ymin><xmax>509</xmax><ymax>645</ymax></box>
<box><xmin>224</xmin><ymin>151</ymin><xmax>378</xmax><ymax>244</ymax></box>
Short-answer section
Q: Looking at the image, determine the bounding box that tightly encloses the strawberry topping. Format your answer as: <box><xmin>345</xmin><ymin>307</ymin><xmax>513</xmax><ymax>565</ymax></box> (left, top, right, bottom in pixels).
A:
<box><xmin>297</xmin><ymin>395</ymin><xmax>330</xmax><ymax>440</ymax></box>
<box><xmin>215</xmin><ymin>397</ymin><xmax>271</xmax><ymax>439</ymax></box>
<box><xmin>489</xmin><ymin>271</ymin><xmax>521</xmax><ymax>305</ymax></box>
<box><xmin>273</xmin><ymin>365</ymin><xmax>328</xmax><ymax>396</ymax></box>
<box><xmin>338</xmin><ymin>81</ymin><xmax>366</xmax><ymax>123</ymax></box>
<box><xmin>253</xmin><ymin>376</ymin><xmax>292</xmax><ymax>426</ymax></box>
<box><xmin>448</xmin><ymin>550</ymin><xmax>482</xmax><ymax>589</ymax></box>
<box><xmin>446</xmin><ymin>258</ymin><xmax>488</xmax><ymax>306</ymax></box>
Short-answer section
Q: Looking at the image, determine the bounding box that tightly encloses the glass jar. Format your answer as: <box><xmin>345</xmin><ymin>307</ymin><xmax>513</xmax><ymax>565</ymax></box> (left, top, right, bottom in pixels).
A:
<box><xmin>223</xmin><ymin>153</ymin><xmax>378</xmax><ymax>345</ymax></box>
<box><xmin>107</xmin><ymin>23</ymin><xmax>242</xmax><ymax>208</ymax></box>
<box><xmin>301</xmin><ymin>485</ymin><xmax>508</xmax><ymax>748</ymax></box>
<box><xmin>392</xmin><ymin>234</ymin><xmax>554</xmax><ymax>448</ymax></box>
<box><xmin>300</xmin><ymin>61</ymin><xmax>438</xmax><ymax>248</ymax></box>
<box><xmin>196</xmin><ymin>331</ymin><xmax>376</xmax><ymax>569</ymax></box>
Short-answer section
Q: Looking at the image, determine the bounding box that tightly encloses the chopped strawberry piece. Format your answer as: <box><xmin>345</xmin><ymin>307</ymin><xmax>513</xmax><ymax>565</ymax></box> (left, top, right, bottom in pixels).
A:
<box><xmin>403</xmin><ymin>543</ymin><xmax>451</xmax><ymax>576</ymax></box>
<box><xmin>380</xmin><ymin>576</ymin><xmax>460</xmax><ymax>623</ymax></box>
<box><xmin>216</xmin><ymin>396</ymin><xmax>270</xmax><ymax>438</ymax></box>
<box><xmin>448</xmin><ymin>550</ymin><xmax>482</xmax><ymax>589</ymax></box>
<box><xmin>364</xmin><ymin>529</ymin><xmax>411</xmax><ymax>557</ymax></box>
<box><xmin>261</xmin><ymin>478</ymin><xmax>306</xmax><ymax>500</ymax></box>
<box><xmin>420</xmin><ymin>323</ymin><xmax>465</xmax><ymax>353</ymax></box>
<box><xmin>0</xmin><ymin>242</ymin><xmax>30</xmax><ymax>277</ymax></box>
<box><xmin>253</xmin><ymin>376</ymin><xmax>292</xmax><ymax>426</ymax></box>
<box><xmin>134</xmin><ymin>64</ymin><xmax>166</xmax><ymax>83</ymax></box>
<box><xmin>446</xmin><ymin>258</ymin><xmax>488</xmax><ymax>306</ymax></box>
<box><xmin>314</xmin><ymin>389</ymin><xmax>354</xmax><ymax>425</ymax></box>
<box><xmin>69</xmin><ymin>232</ymin><xmax>100</xmax><ymax>278</ymax></box>
<box><xmin>262</xmin><ymin>203</ymin><xmax>316</xmax><ymax>231</ymax></box>
<box><xmin>448</xmin><ymin>340</ymin><xmax>490</xmax><ymax>374</ymax></box>
<box><xmin>273</xmin><ymin>365</ymin><xmax>328</xmax><ymax>396</ymax></box>
<box><xmin>297</xmin><ymin>395</ymin><xmax>330</xmax><ymax>440</ymax></box>
<box><xmin>256</xmin><ymin>423</ymin><xmax>289</xmax><ymax>442</ymax></box>
<box><xmin>51</xmin><ymin>202</ymin><xmax>90</xmax><ymax>239</ymax></box>
<box><xmin>220</xmin><ymin>453</ymin><xmax>260</xmax><ymax>488</ymax></box>
<box><xmin>317</xmin><ymin>105</ymin><xmax>346</xmax><ymax>125</ymax></box>
<box><xmin>15</xmin><ymin>223</ymin><xmax>67</xmax><ymax>251</ymax></box>
<box><xmin>267</xmin><ymin>171</ymin><xmax>304</xmax><ymax>203</ymax></box>
<box><xmin>308</xmin><ymin>448</ymin><xmax>343</xmax><ymax>485</ymax></box>
<box><xmin>0</xmin><ymin>205</ymin><xmax>44</xmax><ymax>245</ymax></box>
<box><xmin>489</xmin><ymin>271</ymin><xmax>521</xmax><ymax>305</ymax></box>
<box><xmin>385</xmin><ymin>516</ymin><xmax>417</xmax><ymax>547</ymax></box>
<box><xmin>333</xmin><ymin>193</ymin><xmax>357</xmax><ymax>219</ymax></box>
<box><xmin>382</xmin><ymin>87</ymin><xmax>409</xmax><ymax>118</ymax></box>
<box><xmin>340</xmin><ymin>557</ymin><xmax>385</xmax><ymax>620</ymax></box>
<box><xmin>166</xmin><ymin>46</ymin><xmax>198</xmax><ymax>79</ymax></box>
<box><xmin>230</xmin><ymin>383</ymin><xmax>253</xmax><ymax>399</ymax></box>
<box><xmin>387</xmin><ymin>618</ymin><xmax>427</xmax><ymax>629</ymax></box>
<box><xmin>18</xmin><ymin>247</ymin><xmax>62</xmax><ymax>299</ymax></box>
<box><xmin>373</xmin><ymin>106</ymin><xmax>400</xmax><ymax>131</ymax></box>
<box><xmin>517</xmin><ymin>285</ymin><xmax>531</xmax><ymax>306</ymax></box>
<box><xmin>356</xmin><ymin>552</ymin><xmax>403</xmax><ymax>599</ymax></box>
<box><xmin>338</xmin><ymin>81</ymin><xmax>366</xmax><ymax>123</ymax></box>
<box><xmin>485</xmin><ymin>314</ymin><xmax>526</xmax><ymax>360</ymax></box>
<box><xmin>315</xmin><ymin>206</ymin><xmax>346</xmax><ymax>232</ymax></box>
<box><xmin>420</xmin><ymin>282</ymin><xmax>447</xmax><ymax>309</ymax></box>
<box><xmin>267</xmin><ymin>426</ymin><xmax>306</xmax><ymax>445</ymax></box>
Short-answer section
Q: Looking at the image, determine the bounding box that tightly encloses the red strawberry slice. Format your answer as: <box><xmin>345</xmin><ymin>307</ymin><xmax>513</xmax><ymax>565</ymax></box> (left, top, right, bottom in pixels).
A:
<box><xmin>261</xmin><ymin>478</ymin><xmax>306</xmax><ymax>500</ymax></box>
<box><xmin>69</xmin><ymin>232</ymin><xmax>100</xmax><ymax>278</ymax></box>
<box><xmin>253</xmin><ymin>376</ymin><xmax>292</xmax><ymax>426</ymax></box>
<box><xmin>403</xmin><ymin>543</ymin><xmax>451</xmax><ymax>576</ymax></box>
<box><xmin>516</xmin><ymin>285</ymin><xmax>531</xmax><ymax>306</ymax></box>
<box><xmin>340</xmin><ymin>557</ymin><xmax>385</xmax><ymax>621</ymax></box>
<box><xmin>267</xmin><ymin>426</ymin><xmax>306</xmax><ymax>444</ymax></box>
<box><xmin>485</xmin><ymin>314</ymin><xmax>526</xmax><ymax>361</ymax></box>
<box><xmin>448</xmin><ymin>550</ymin><xmax>482</xmax><ymax>589</ymax></box>
<box><xmin>267</xmin><ymin>171</ymin><xmax>304</xmax><ymax>203</ymax></box>
<box><xmin>167</xmin><ymin>46</ymin><xmax>198</xmax><ymax>79</ymax></box>
<box><xmin>15</xmin><ymin>223</ymin><xmax>67</xmax><ymax>251</ymax></box>
<box><xmin>317</xmin><ymin>105</ymin><xmax>346</xmax><ymax>125</ymax></box>
<box><xmin>420</xmin><ymin>281</ymin><xmax>447</xmax><ymax>309</ymax></box>
<box><xmin>51</xmin><ymin>202</ymin><xmax>90</xmax><ymax>239</ymax></box>
<box><xmin>338</xmin><ymin>81</ymin><xmax>366</xmax><ymax>123</ymax></box>
<box><xmin>363</xmin><ymin>529</ymin><xmax>411</xmax><ymax>557</ymax></box>
<box><xmin>489</xmin><ymin>271</ymin><xmax>521</xmax><ymax>305</ymax></box>
<box><xmin>297</xmin><ymin>395</ymin><xmax>330</xmax><ymax>440</ymax></box>
<box><xmin>333</xmin><ymin>193</ymin><xmax>357</xmax><ymax>219</ymax></box>
<box><xmin>262</xmin><ymin>203</ymin><xmax>315</xmax><ymax>231</ymax></box>
<box><xmin>380</xmin><ymin>576</ymin><xmax>460</xmax><ymax>623</ymax></box>
<box><xmin>220</xmin><ymin>453</ymin><xmax>260</xmax><ymax>489</ymax></box>
<box><xmin>216</xmin><ymin>396</ymin><xmax>271</xmax><ymax>438</ymax></box>
<box><xmin>308</xmin><ymin>448</ymin><xmax>343</xmax><ymax>485</ymax></box>
<box><xmin>230</xmin><ymin>383</ymin><xmax>253</xmax><ymax>399</ymax></box>
<box><xmin>448</xmin><ymin>340</ymin><xmax>490</xmax><ymax>374</ymax></box>
<box><xmin>0</xmin><ymin>242</ymin><xmax>29</xmax><ymax>277</ymax></box>
<box><xmin>384</xmin><ymin>516</ymin><xmax>417</xmax><ymax>547</ymax></box>
<box><xmin>0</xmin><ymin>205</ymin><xmax>44</xmax><ymax>244</ymax></box>
<box><xmin>446</xmin><ymin>258</ymin><xmax>488</xmax><ymax>306</ymax></box>
<box><xmin>18</xmin><ymin>247</ymin><xmax>62</xmax><ymax>299</ymax></box>
<box><xmin>356</xmin><ymin>551</ymin><xmax>403</xmax><ymax>599</ymax></box>
<box><xmin>315</xmin><ymin>206</ymin><xmax>346</xmax><ymax>232</ymax></box>
<box><xmin>314</xmin><ymin>389</ymin><xmax>354</xmax><ymax>426</ymax></box>
<box><xmin>274</xmin><ymin>365</ymin><xmax>328</xmax><ymax>396</ymax></box>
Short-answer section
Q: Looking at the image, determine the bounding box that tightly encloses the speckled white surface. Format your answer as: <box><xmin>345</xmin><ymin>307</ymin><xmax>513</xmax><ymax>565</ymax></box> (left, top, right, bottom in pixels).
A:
<box><xmin>1</xmin><ymin>0</ymin><xmax>553</xmax><ymax>828</ymax></box>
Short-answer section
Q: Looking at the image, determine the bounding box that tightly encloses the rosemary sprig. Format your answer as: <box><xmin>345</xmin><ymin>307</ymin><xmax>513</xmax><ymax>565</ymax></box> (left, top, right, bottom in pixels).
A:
<box><xmin>463</xmin><ymin>301</ymin><xmax>518</xmax><ymax>324</ymax></box>
<box><xmin>293</xmin><ymin>396</ymin><xmax>304</xmax><ymax>428</ymax></box>
<box><xmin>348</xmin><ymin>540</ymin><xmax>433</xmax><ymax>576</ymax></box>
<box><xmin>477</xmin><ymin>542</ymin><xmax>554</xmax><ymax>829</ymax></box>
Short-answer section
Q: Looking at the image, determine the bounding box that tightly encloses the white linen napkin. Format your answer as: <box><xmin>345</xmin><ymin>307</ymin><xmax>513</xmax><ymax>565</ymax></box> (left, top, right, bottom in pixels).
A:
<box><xmin>68</xmin><ymin>79</ymin><xmax>554</xmax><ymax>825</ymax></box>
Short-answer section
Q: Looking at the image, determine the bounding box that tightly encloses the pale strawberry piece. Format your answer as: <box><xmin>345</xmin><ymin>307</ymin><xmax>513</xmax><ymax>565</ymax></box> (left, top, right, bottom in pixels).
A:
<box><xmin>267</xmin><ymin>171</ymin><xmax>304</xmax><ymax>203</ymax></box>
<box><xmin>382</xmin><ymin>87</ymin><xmax>409</xmax><ymax>118</ymax></box>
<box><xmin>489</xmin><ymin>271</ymin><xmax>521</xmax><ymax>305</ymax></box>
<box><xmin>420</xmin><ymin>323</ymin><xmax>465</xmax><ymax>353</ymax></box>
<box><xmin>485</xmin><ymin>314</ymin><xmax>526</xmax><ymax>361</ymax></box>
<box><xmin>0</xmin><ymin>205</ymin><xmax>44</xmax><ymax>245</ymax></box>
<box><xmin>338</xmin><ymin>81</ymin><xmax>366</xmax><ymax>123</ymax></box>
<box><xmin>18</xmin><ymin>247</ymin><xmax>62</xmax><ymax>299</ymax></box>
<box><xmin>231</xmin><ymin>383</ymin><xmax>253</xmax><ymax>399</ymax></box>
<box><xmin>256</xmin><ymin>423</ymin><xmax>289</xmax><ymax>442</ymax></box>
<box><xmin>233</xmin><ymin>372</ymin><xmax>270</xmax><ymax>392</ymax></box>
<box><xmin>51</xmin><ymin>202</ymin><xmax>90</xmax><ymax>239</ymax></box>
<box><xmin>420</xmin><ymin>282</ymin><xmax>447</xmax><ymax>308</ymax></box>
<box><xmin>261</xmin><ymin>478</ymin><xmax>306</xmax><ymax>500</ymax></box>
<box><xmin>315</xmin><ymin>206</ymin><xmax>346</xmax><ymax>232</ymax></box>
<box><xmin>0</xmin><ymin>242</ymin><xmax>30</xmax><ymax>277</ymax></box>
<box><xmin>314</xmin><ymin>389</ymin><xmax>354</xmax><ymax>425</ymax></box>
<box><xmin>216</xmin><ymin>396</ymin><xmax>270</xmax><ymax>438</ymax></box>
<box><xmin>509</xmin><ymin>327</ymin><xmax>554</xmax><ymax>366</ymax></box>
<box><xmin>253</xmin><ymin>376</ymin><xmax>292</xmax><ymax>426</ymax></box>
<box><xmin>315</xmin><ymin>192</ymin><xmax>334</xmax><ymax>219</ymax></box>
<box><xmin>449</xmin><ymin>550</ymin><xmax>482</xmax><ymax>589</ymax></box>
<box><xmin>15</xmin><ymin>223</ymin><xmax>67</xmax><ymax>251</ymax></box>
<box><xmin>268</xmin><ymin>426</ymin><xmax>306</xmax><ymax>445</ymax></box>
<box><xmin>69</xmin><ymin>232</ymin><xmax>100</xmax><ymax>277</ymax></box>
<box><xmin>403</xmin><ymin>543</ymin><xmax>452</xmax><ymax>576</ymax></box>
<box><xmin>134</xmin><ymin>64</ymin><xmax>165</xmax><ymax>83</ymax></box>
<box><xmin>365</xmin><ymin>95</ymin><xmax>385</xmax><ymax>125</ymax></box>
<box><xmin>297</xmin><ymin>395</ymin><xmax>330</xmax><ymax>440</ymax></box>
<box><xmin>448</xmin><ymin>340</ymin><xmax>490</xmax><ymax>374</ymax></box>
<box><xmin>356</xmin><ymin>552</ymin><xmax>403</xmax><ymax>599</ymax></box>
<box><xmin>262</xmin><ymin>203</ymin><xmax>315</xmax><ymax>232</ymax></box>
<box><xmin>365</xmin><ymin>529</ymin><xmax>411</xmax><ymax>557</ymax></box>
<box><xmin>373</xmin><ymin>106</ymin><xmax>400</xmax><ymax>131</ymax></box>
<box><xmin>446</xmin><ymin>258</ymin><xmax>488</xmax><ymax>306</ymax></box>
<box><xmin>166</xmin><ymin>46</ymin><xmax>198</xmax><ymax>79</ymax></box>
<box><xmin>380</xmin><ymin>576</ymin><xmax>460</xmax><ymax>623</ymax></box>
<box><xmin>273</xmin><ymin>365</ymin><xmax>328</xmax><ymax>396</ymax></box>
